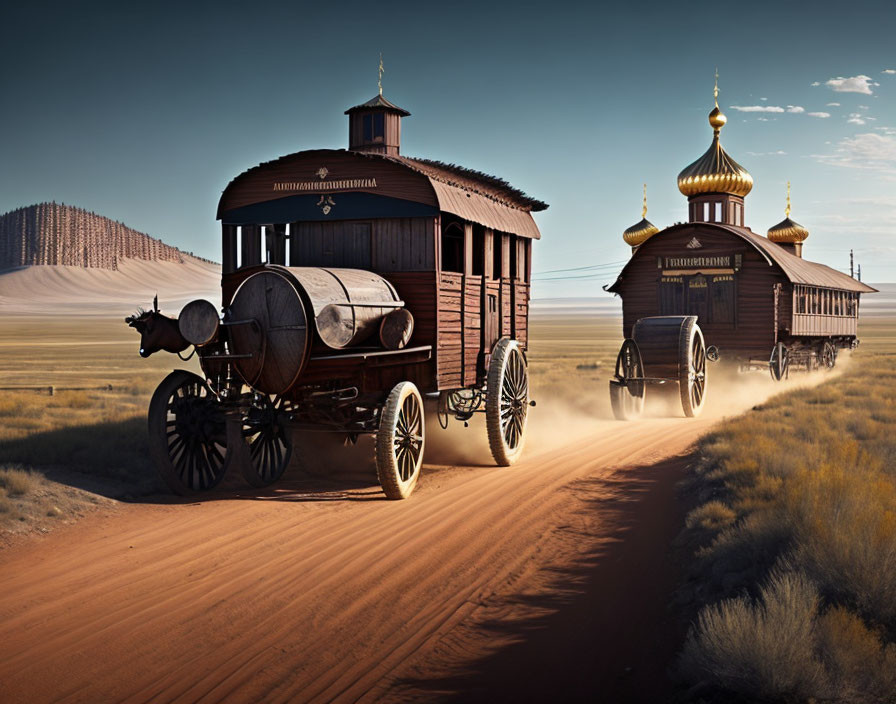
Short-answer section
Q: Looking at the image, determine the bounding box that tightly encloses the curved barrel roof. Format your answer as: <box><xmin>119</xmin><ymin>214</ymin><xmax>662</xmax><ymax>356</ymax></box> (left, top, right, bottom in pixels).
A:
<box><xmin>607</xmin><ymin>223</ymin><xmax>877</xmax><ymax>293</ymax></box>
<box><xmin>217</xmin><ymin>149</ymin><xmax>546</xmax><ymax>239</ymax></box>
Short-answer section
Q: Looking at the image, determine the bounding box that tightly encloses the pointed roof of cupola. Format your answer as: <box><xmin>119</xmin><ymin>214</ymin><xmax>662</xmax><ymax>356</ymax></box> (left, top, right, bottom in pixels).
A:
<box><xmin>345</xmin><ymin>93</ymin><xmax>411</xmax><ymax>116</ymax></box>
<box><xmin>677</xmin><ymin>72</ymin><xmax>753</xmax><ymax>198</ymax></box>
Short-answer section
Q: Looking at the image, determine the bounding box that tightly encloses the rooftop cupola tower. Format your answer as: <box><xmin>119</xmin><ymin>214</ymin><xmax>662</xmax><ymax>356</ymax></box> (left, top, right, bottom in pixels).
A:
<box><xmin>767</xmin><ymin>181</ymin><xmax>809</xmax><ymax>258</ymax></box>
<box><xmin>345</xmin><ymin>56</ymin><xmax>410</xmax><ymax>156</ymax></box>
<box><xmin>677</xmin><ymin>72</ymin><xmax>753</xmax><ymax>227</ymax></box>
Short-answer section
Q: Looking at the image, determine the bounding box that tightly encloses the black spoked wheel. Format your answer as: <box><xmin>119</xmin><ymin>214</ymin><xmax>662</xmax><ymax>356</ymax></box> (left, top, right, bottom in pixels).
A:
<box><xmin>148</xmin><ymin>370</ymin><xmax>229</xmax><ymax>495</ymax></box>
<box><xmin>610</xmin><ymin>338</ymin><xmax>646</xmax><ymax>421</ymax></box>
<box><xmin>821</xmin><ymin>341</ymin><xmax>837</xmax><ymax>370</ymax></box>
<box><xmin>240</xmin><ymin>395</ymin><xmax>293</xmax><ymax>488</ymax></box>
<box><xmin>769</xmin><ymin>342</ymin><xmax>789</xmax><ymax>382</ymax></box>
<box><xmin>486</xmin><ymin>338</ymin><xmax>529</xmax><ymax>466</ymax></box>
<box><xmin>679</xmin><ymin>321</ymin><xmax>707</xmax><ymax>418</ymax></box>
<box><xmin>376</xmin><ymin>381</ymin><xmax>425</xmax><ymax>499</ymax></box>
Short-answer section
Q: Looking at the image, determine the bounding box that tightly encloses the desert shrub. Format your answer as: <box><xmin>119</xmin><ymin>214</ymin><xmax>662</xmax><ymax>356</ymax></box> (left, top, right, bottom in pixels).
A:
<box><xmin>817</xmin><ymin>606</ymin><xmax>896</xmax><ymax>702</ymax></box>
<box><xmin>680</xmin><ymin>570</ymin><xmax>827</xmax><ymax>701</ymax></box>
<box><xmin>686</xmin><ymin>500</ymin><xmax>736</xmax><ymax>533</ymax></box>
<box><xmin>0</xmin><ymin>466</ymin><xmax>40</xmax><ymax>496</ymax></box>
<box><xmin>786</xmin><ymin>458</ymin><xmax>896</xmax><ymax>627</ymax></box>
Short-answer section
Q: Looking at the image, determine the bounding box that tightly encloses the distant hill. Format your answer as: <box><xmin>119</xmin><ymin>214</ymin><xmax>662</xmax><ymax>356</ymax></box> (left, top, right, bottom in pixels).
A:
<box><xmin>0</xmin><ymin>202</ymin><xmax>214</xmax><ymax>270</ymax></box>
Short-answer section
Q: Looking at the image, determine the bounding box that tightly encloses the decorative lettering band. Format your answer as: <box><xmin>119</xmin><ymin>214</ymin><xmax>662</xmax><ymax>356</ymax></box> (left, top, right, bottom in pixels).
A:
<box><xmin>273</xmin><ymin>178</ymin><xmax>378</xmax><ymax>192</ymax></box>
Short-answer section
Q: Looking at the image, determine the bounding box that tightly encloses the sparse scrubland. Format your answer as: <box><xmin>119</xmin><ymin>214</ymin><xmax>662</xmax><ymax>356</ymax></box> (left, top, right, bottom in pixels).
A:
<box><xmin>0</xmin><ymin>316</ymin><xmax>196</xmax><ymax>534</ymax></box>
<box><xmin>676</xmin><ymin>320</ymin><xmax>896</xmax><ymax>703</ymax></box>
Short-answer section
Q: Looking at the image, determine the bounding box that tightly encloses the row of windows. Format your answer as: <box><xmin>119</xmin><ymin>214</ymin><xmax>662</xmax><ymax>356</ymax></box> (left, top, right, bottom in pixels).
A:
<box><xmin>441</xmin><ymin>221</ymin><xmax>529</xmax><ymax>281</ymax></box>
<box><xmin>794</xmin><ymin>285</ymin><xmax>858</xmax><ymax>317</ymax></box>
<box><xmin>659</xmin><ymin>274</ymin><xmax>736</xmax><ymax>324</ymax></box>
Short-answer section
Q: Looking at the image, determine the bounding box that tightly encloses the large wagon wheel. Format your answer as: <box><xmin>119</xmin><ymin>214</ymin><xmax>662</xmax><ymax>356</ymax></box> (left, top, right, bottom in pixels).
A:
<box><xmin>820</xmin><ymin>341</ymin><xmax>837</xmax><ymax>370</ymax></box>
<box><xmin>486</xmin><ymin>338</ymin><xmax>529</xmax><ymax>466</ymax></box>
<box><xmin>376</xmin><ymin>381</ymin><xmax>425</xmax><ymax>499</ymax></box>
<box><xmin>678</xmin><ymin>319</ymin><xmax>707</xmax><ymax>418</ymax></box>
<box><xmin>240</xmin><ymin>395</ymin><xmax>293</xmax><ymax>488</ymax></box>
<box><xmin>148</xmin><ymin>370</ymin><xmax>230</xmax><ymax>495</ymax></box>
<box><xmin>609</xmin><ymin>338</ymin><xmax>645</xmax><ymax>421</ymax></box>
<box><xmin>769</xmin><ymin>342</ymin><xmax>789</xmax><ymax>382</ymax></box>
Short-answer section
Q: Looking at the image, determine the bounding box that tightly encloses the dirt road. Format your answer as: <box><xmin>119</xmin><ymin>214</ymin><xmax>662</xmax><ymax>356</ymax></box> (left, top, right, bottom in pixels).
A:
<box><xmin>0</xmin><ymin>404</ymin><xmax>720</xmax><ymax>704</ymax></box>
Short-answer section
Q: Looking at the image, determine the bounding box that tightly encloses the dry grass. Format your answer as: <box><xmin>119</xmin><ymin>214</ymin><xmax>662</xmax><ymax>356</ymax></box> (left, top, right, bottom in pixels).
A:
<box><xmin>0</xmin><ymin>466</ymin><xmax>41</xmax><ymax>496</ymax></box>
<box><xmin>676</xmin><ymin>319</ymin><xmax>896</xmax><ymax>702</ymax></box>
<box><xmin>0</xmin><ymin>316</ymin><xmax>199</xmax><ymax>533</ymax></box>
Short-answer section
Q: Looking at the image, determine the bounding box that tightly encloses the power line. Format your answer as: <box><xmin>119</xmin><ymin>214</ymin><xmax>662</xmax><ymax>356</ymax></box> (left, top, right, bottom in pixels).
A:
<box><xmin>531</xmin><ymin>260</ymin><xmax>627</xmax><ymax>276</ymax></box>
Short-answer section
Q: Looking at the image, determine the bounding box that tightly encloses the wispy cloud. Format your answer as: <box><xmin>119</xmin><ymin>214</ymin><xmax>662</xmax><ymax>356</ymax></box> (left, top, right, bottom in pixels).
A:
<box><xmin>814</xmin><ymin>132</ymin><xmax>896</xmax><ymax>176</ymax></box>
<box><xmin>808</xmin><ymin>112</ymin><xmax>831</xmax><ymax>118</ymax></box>
<box><xmin>883</xmin><ymin>69</ymin><xmax>896</xmax><ymax>75</ymax></box>
<box><xmin>848</xmin><ymin>114</ymin><xmax>866</xmax><ymax>125</ymax></box>
<box><xmin>827</xmin><ymin>102</ymin><xmax>841</xmax><ymax>107</ymax></box>
<box><xmin>746</xmin><ymin>150</ymin><xmax>787</xmax><ymax>156</ymax></box>
<box><xmin>730</xmin><ymin>105</ymin><xmax>785</xmax><ymax>113</ymax></box>
<box><xmin>821</xmin><ymin>75</ymin><xmax>877</xmax><ymax>94</ymax></box>
<box><xmin>787</xmin><ymin>105</ymin><xmax>805</xmax><ymax>113</ymax></box>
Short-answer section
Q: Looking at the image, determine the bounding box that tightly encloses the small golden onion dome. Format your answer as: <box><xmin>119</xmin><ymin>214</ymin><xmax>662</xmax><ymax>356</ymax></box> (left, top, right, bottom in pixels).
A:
<box><xmin>623</xmin><ymin>184</ymin><xmax>659</xmax><ymax>247</ymax></box>
<box><xmin>767</xmin><ymin>217</ymin><xmax>809</xmax><ymax>243</ymax></box>
<box><xmin>768</xmin><ymin>182</ymin><xmax>809</xmax><ymax>243</ymax></box>
<box><xmin>709</xmin><ymin>105</ymin><xmax>727</xmax><ymax>130</ymax></box>
<box><xmin>623</xmin><ymin>218</ymin><xmax>659</xmax><ymax>247</ymax></box>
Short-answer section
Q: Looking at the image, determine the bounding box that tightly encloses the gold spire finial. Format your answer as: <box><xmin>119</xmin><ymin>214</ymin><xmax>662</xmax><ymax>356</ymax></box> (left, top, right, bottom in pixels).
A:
<box><xmin>785</xmin><ymin>181</ymin><xmax>791</xmax><ymax>217</ymax></box>
<box><xmin>378</xmin><ymin>53</ymin><xmax>384</xmax><ymax>96</ymax></box>
<box><xmin>642</xmin><ymin>183</ymin><xmax>648</xmax><ymax>219</ymax></box>
<box><xmin>714</xmin><ymin>68</ymin><xmax>719</xmax><ymax>108</ymax></box>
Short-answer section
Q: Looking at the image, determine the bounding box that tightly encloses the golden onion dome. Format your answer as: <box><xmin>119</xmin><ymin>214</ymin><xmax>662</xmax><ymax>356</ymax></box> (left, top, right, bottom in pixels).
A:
<box><xmin>623</xmin><ymin>218</ymin><xmax>659</xmax><ymax>247</ymax></box>
<box><xmin>677</xmin><ymin>75</ymin><xmax>753</xmax><ymax>198</ymax></box>
<box><xmin>768</xmin><ymin>182</ymin><xmax>809</xmax><ymax>243</ymax></box>
<box><xmin>623</xmin><ymin>184</ymin><xmax>659</xmax><ymax>247</ymax></box>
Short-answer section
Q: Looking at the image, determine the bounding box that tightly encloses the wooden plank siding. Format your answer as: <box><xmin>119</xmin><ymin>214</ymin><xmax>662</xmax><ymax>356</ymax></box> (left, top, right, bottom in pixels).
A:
<box><xmin>514</xmin><ymin>282</ymin><xmax>530</xmax><ymax>348</ymax></box>
<box><xmin>616</xmin><ymin>226</ymin><xmax>785</xmax><ymax>357</ymax></box>
<box><xmin>437</xmin><ymin>271</ymin><xmax>464</xmax><ymax>389</ymax></box>
<box><xmin>464</xmin><ymin>276</ymin><xmax>482</xmax><ymax>387</ymax></box>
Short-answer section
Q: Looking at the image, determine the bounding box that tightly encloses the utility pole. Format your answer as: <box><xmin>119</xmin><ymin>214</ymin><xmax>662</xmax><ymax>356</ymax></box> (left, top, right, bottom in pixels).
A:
<box><xmin>858</xmin><ymin>264</ymin><xmax>862</xmax><ymax>282</ymax></box>
<box><xmin>850</xmin><ymin>249</ymin><xmax>854</xmax><ymax>278</ymax></box>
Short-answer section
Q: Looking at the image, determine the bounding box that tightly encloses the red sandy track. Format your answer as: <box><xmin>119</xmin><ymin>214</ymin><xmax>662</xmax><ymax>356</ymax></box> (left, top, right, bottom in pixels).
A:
<box><xmin>0</xmin><ymin>412</ymin><xmax>714</xmax><ymax>703</ymax></box>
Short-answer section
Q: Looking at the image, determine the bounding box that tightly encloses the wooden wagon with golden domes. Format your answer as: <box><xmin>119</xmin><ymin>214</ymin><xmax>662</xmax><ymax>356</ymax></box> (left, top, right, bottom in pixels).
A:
<box><xmin>605</xmin><ymin>79</ymin><xmax>876</xmax><ymax>420</ymax></box>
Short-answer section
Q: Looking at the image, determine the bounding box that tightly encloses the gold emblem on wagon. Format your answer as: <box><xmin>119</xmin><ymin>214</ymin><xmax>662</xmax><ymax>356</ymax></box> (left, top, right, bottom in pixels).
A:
<box><xmin>686</xmin><ymin>237</ymin><xmax>702</xmax><ymax>249</ymax></box>
<box><xmin>316</xmin><ymin>167</ymin><xmax>329</xmax><ymax>180</ymax></box>
<box><xmin>317</xmin><ymin>195</ymin><xmax>335</xmax><ymax>215</ymax></box>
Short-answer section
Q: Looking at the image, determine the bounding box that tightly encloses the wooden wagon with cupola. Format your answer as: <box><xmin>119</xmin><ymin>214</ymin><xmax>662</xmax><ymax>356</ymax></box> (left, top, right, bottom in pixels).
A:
<box><xmin>130</xmin><ymin>91</ymin><xmax>546</xmax><ymax>498</ymax></box>
<box><xmin>605</xmin><ymin>88</ymin><xmax>876</xmax><ymax>420</ymax></box>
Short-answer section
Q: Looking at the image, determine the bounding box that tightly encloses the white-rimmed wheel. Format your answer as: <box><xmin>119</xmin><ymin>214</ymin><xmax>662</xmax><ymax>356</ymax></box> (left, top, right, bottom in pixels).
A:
<box><xmin>678</xmin><ymin>318</ymin><xmax>707</xmax><ymax>418</ymax></box>
<box><xmin>486</xmin><ymin>338</ymin><xmax>529</xmax><ymax>466</ymax></box>
<box><xmin>376</xmin><ymin>381</ymin><xmax>425</xmax><ymax>499</ymax></box>
<box><xmin>148</xmin><ymin>370</ymin><xmax>230</xmax><ymax>495</ymax></box>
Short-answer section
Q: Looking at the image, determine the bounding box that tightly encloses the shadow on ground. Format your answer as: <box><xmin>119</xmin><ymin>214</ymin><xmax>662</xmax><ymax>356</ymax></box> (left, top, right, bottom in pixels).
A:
<box><xmin>384</xmin><ymin>454</ymin><xmax>694</xmax><ymax>704</ymax></box>
<box><xmin>0</xmin><ymin>418</ymin><xmax>470</xmax><ymax>505</ymax></box>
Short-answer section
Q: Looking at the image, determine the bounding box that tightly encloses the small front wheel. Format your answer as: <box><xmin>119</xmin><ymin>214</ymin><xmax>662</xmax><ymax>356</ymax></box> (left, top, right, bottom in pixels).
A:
<box><xmin>148</xmin><ymin>370</ymin><xmax>230</xmax><ymax>495</ymax></box>
<box><xmin>375</xmin><ymin>382</ymin><xmax>425</xmax><ymax>499</ymax></box>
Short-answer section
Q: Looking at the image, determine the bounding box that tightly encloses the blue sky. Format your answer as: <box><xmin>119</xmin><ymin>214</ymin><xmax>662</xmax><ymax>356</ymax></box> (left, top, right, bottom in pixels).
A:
<box><xmin>1</xmin><ymin>0</ymin><xmax>893</xmax><ymax>295</ymax></box>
